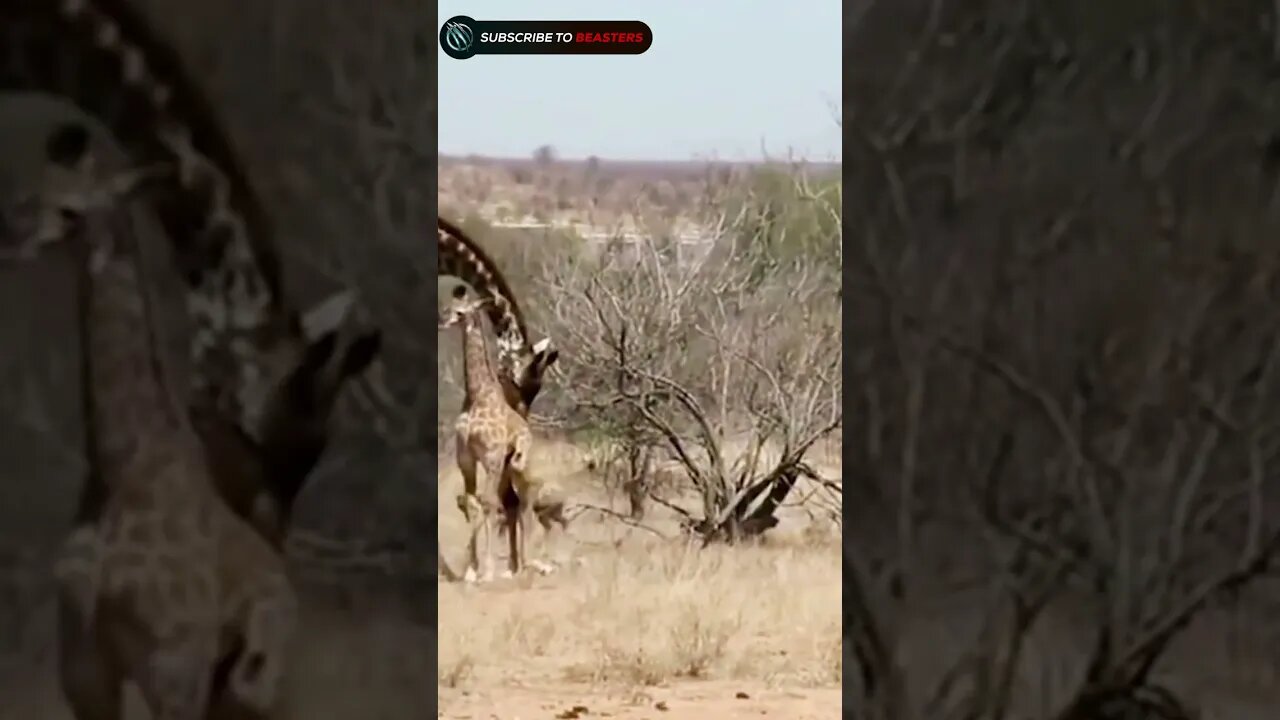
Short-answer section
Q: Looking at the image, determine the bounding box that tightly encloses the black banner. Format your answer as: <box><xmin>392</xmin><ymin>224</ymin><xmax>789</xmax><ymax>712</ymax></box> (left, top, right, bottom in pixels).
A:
<box><xmin>440</xmin><ymin>16</ymin><xmax>653</xmax><ymax>60</ymax></box>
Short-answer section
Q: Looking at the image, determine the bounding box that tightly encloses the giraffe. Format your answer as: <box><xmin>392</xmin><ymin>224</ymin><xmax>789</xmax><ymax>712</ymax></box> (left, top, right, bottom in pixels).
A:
<box><xmin>438</xmin><ymin>284</ymin><xmax>560</xmax><ymax>581</ymax></box>
<box><xmin>501</xmin><ymin>470</ymin><xmax>573</xmax><ymax>571</ymax></box>
<box><xmin>0</xmin><ymin>0</ymin><xmax>549</xmax><ymax>582</ymax></box>
<box><xmin>0</xmin><ymin>0</ymin><xmax>386</xmax><ymax>552</ymax></box>
<box><xmin>437</xmin><ymin>217</ymin><xmax>560</xmax><ymax>415</ymax></box>
<box><xmin>437</xmin><ymin>219</ymin><xmax>564</xmax><ymax>579</ymax></box>
<box><xmin>2</xmin><ymin>2</ymin><xmax>379</xmax><ymax>714</ymax></box>
<box><xmin>0</xmin><ymin>0</ymin><xmax>384</xmax><ymax>459</ymax></box>
<box><xmin>0</xmin><ymin>0</ymin><xmax>563</xmax><ymax>551</ymax></box>
<box><xmin>2</xmin><ymin>122</ymin><xmax>297</xmax><ymax>720</ymax></box>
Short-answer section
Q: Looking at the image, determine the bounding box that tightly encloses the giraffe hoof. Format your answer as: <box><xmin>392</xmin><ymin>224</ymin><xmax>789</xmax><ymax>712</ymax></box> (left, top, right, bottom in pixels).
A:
<box><xmin>499</xmin><ymin>569</ymin><xmax>515</xmax><ymax>580</ymax></box>
<box><xmin>531</xmin><ymin>560</ymin><xmax>556</xmax><ymax>575</ymax></box>
<box><xmin>463</xmin><ymin>567</ymin><xmax>479</xmax><ymax>584</ymax></box>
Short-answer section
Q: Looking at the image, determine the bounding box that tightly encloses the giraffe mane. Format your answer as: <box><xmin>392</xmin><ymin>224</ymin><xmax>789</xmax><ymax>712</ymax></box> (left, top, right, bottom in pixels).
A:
<box><xmin>437</xmin><ymin>216</ymin><xmax>532</xmax><ymax>347</ymax></box>
<box><xmin>438</xmin><ymin>216</ymin><xmax>562</xmax><ymax>414</ymax></box>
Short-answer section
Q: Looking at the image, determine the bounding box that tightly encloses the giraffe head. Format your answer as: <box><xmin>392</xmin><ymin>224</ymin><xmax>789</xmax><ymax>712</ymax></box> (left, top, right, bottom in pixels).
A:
<box><xmin>437</xmin><ymin>218</ymin><xmax>560</xmax><ymax>413</ymax></box>
<box><xmin>0</xmin><ymin>123</ymin><xmax>161</xmax><ymax>258</ymax></box>
<box><xmin>438</xmin><ymin>283</ymin><xmax>491</xmax><ymax>329</ymax></box>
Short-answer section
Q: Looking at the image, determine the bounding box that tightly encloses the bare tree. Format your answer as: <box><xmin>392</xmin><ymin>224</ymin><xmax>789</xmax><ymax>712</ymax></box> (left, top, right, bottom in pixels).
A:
<box><xmin>533</xmin><ymin>144</ymin><xmax>557</xmax><ymax>167</ymax></box>
<box><xmin>541</xmin><ymin>173</ymin><xmax>842</xmax><ymax>542</ymax></box>
<box><xmin>844</xmin><ymin>1</ymin><xmax>1280</xmax><ymax>716</ymax></box>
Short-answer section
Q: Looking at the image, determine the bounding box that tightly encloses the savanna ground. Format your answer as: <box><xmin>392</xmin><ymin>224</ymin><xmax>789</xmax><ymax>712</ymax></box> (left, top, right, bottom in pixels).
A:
<box><xmin>435</xmin><ymin>439</ymin><xmax>842</xmax><ymax>719</ymax></box>
<box><xmin>436</xmin><ymin>140</ymin><xmax>844</xmax><ymax>717</ymax></box>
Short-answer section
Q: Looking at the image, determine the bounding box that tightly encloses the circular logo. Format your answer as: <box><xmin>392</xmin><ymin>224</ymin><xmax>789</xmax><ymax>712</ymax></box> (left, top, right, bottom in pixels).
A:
<box><xmin>440</xmin><ymin>16</ymin><xmax>477</xmax><ymax>60</ymax></box>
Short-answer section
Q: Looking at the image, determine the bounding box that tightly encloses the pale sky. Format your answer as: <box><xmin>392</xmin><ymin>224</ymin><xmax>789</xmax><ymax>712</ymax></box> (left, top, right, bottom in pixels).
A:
<box><xmin>437</xmin><ymin>1</ymin><xmax>841</xmax><ymax>161</ymax></box>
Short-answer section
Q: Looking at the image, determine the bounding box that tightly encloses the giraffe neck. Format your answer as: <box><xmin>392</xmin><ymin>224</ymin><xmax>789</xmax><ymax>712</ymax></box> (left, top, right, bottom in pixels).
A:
<box><xmin>74</xmin><ymin>204</ymin><xmax>195</xmax><ymax>499</ymax></box>
<box><xmin>459</xmin><ymin>313</ymin><xmax>505</xmax><ymax>408</ymax></box>
<box><xmin>0</xmin><ymin>0</ymin><xmax>287</xmax><ymax>435</ymax></box>
<box><xmin>437</xmin><ymin>220</ymin><xmax>534</xmax><ymax>381</ymax></box>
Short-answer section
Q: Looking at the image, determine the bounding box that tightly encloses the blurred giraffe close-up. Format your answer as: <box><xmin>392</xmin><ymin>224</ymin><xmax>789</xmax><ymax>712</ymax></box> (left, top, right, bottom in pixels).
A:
<box><xmin>0</xmin><ymin>1</ymin><xmax>843</xmax><ymax>719</ymax></box>
<box><xmin>0</xmin><ymin>0</ymin><xmax>568</xmax><ymax>713</ymax></box>
<box><xmin>0</xmin><ymin>0</ymin><xmax>386</xmax><ymax>536</ymax></box>
<box><xmin>4</xmin><ymin>120</ymin><xmax>300</xmax><ymax>720</ymax></box>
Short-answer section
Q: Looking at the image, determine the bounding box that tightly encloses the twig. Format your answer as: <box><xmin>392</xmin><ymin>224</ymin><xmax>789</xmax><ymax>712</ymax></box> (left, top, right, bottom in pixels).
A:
<box><xmin>567</xmin><ymin>503</ymin><xmax>671</xmax><ymax>539</ymax></box>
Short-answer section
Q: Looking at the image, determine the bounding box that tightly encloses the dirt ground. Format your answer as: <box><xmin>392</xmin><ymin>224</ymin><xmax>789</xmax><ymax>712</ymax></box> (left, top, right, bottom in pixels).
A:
<box><xmin>435</xmin><ymin>563</ymin><xmax>841</xmax><ymax>720</ymax></box>
<box><xmin>435</xmin><ymin>440</ymin><xmax>843</xmax><ymax>720</ymax></box>
<box><xmin>439</xmin><ymin>681</ymin><xmax>841</xmax><ymax>719</ymax></box>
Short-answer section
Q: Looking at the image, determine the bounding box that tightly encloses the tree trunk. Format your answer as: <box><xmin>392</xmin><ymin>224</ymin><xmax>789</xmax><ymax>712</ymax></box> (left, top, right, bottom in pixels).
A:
<box><xmin>624</xmin><ymin>444</ymin><xmax>651</xmax><ymax>520</ymax></box>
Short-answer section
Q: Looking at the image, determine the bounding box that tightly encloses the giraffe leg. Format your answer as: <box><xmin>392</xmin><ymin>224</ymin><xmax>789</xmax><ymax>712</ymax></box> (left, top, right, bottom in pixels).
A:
<box><xmin>506</xmin><ymin>474</ymin><xmax>532</xmax><ymax>576</ymax></box>
<box><xmin>460</xmin><ymin>489</ymin><xmax>481</xmax><ymax>579</ymax></box>
<box><xmin>135</xmin><ymin>635</ymin><xmax>217</xmax><ymax>720</ymax></box>
<box><xmin>222</xmin><ymin>579</ymin><xmax>297</xmax><ymax>718</ymax></box>
<box><xmin>460</xmin><ymin>496</ymin><xmax>484</xmax><ymax>584</ymax></box>
<box><xmin>57</xmin><ymin>598</ymin><xmax>123</xmax><ymax>720</ymax></box>
<box><xmin>456</xmin><ymin>439</ymin><xmax>483</xmax><ymax>583</ymax></box>
<box><xmin>533</xmin><ymin>496</ymin><xmax>568</xmax><ymax>572</ymax></box>
<box><xmin>501</xmin><ymin>435</ymin><xmax>536</xmax><ymax>576</ymax></box>
<box><xmin>506</xmin><ymin>436</ymin><xmax>555</xmax><ymax>576</ymax></box>
<box><xmin>479</xmin><ymin>449</ymin><xmax>509</xmax><ymax>582</ymax></box>
<box><xmin>521</xmin><ymin>492</ymin><xmax>554</xmax><ymax>575</ymax></box>
<box><xmin>477</xmin><ymin>502</ymin><xmax>500</xmax><ymax>583</ymax></box>
<box><xmin>500</xmin><ymin>475</ymin><xmax>521</xmax><ymax>577</ymax></box>
<box><xmin>502</xmin><ymin>491</ymin><xmax>554</xmax><ymax>576</ymax></box>
<box><xmin>456</xmin><ymin>437</ymin><xmax>478</xmax><ymax>509</ymax></box>
<box><xmin>438</xmin><ymin>542</ymin><xmax>462</xmax><ymax>583</ymax></box>
<box><xmin>53</xmin><ymin>526</ymin><xmax>104</xmax><ymax>631</ymax></box>
<box><xmin>54</xmin><ymin>527</ymin><xmax>121</xmax><ymax>720</ymax></box>
<box><xmin>505</xmin><ymin>503</ymin><xmax>520</xmax><ymax>577</ymax></box>
<box><xmin>521</xmin><ymin>501</ymin><xmax>547</xmax><ymax>575</ymax></box>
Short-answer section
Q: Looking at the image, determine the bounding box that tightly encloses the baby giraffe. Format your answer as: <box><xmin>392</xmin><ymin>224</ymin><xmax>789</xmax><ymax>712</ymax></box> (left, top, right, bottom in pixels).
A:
<box><xmin>5</xmin><ymin>123</ymin><xmax>297</xmax><ymax>720</ymax></box>
<box><xmin>439</xmin><ymin>284</ymin><xmax>553</xmax><ymax>581</ymax></box>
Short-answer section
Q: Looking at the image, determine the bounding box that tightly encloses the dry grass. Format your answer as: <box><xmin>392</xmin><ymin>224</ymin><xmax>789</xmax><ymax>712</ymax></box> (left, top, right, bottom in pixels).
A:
<box><xmin>435</xmin><ymin>436</ymin><xmax>842</xmax><ymax>716</ymax></box>
<box><xmin>437</xmin><ymin>537</ymin><xmax>842</xmax><ymax>689</ymax></box>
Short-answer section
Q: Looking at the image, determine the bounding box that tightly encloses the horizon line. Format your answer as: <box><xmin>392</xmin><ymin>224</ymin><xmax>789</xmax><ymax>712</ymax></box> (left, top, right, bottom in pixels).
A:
<box><xmin>439</xmin><ymin>152</ymin><xmax>842</xmax><ymax>165</ymax></box>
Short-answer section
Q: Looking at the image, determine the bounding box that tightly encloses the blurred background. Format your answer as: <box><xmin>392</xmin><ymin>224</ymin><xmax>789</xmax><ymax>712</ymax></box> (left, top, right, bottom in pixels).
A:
<box><xmin>848</xmin><ymin>1</ymin><xmax>1280</xmax><ymax>718</ymax></box>
<box><xmin>0</xmin><ymin>1</ymin><xmax>437</xmax><ymax>717</ymax></box>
